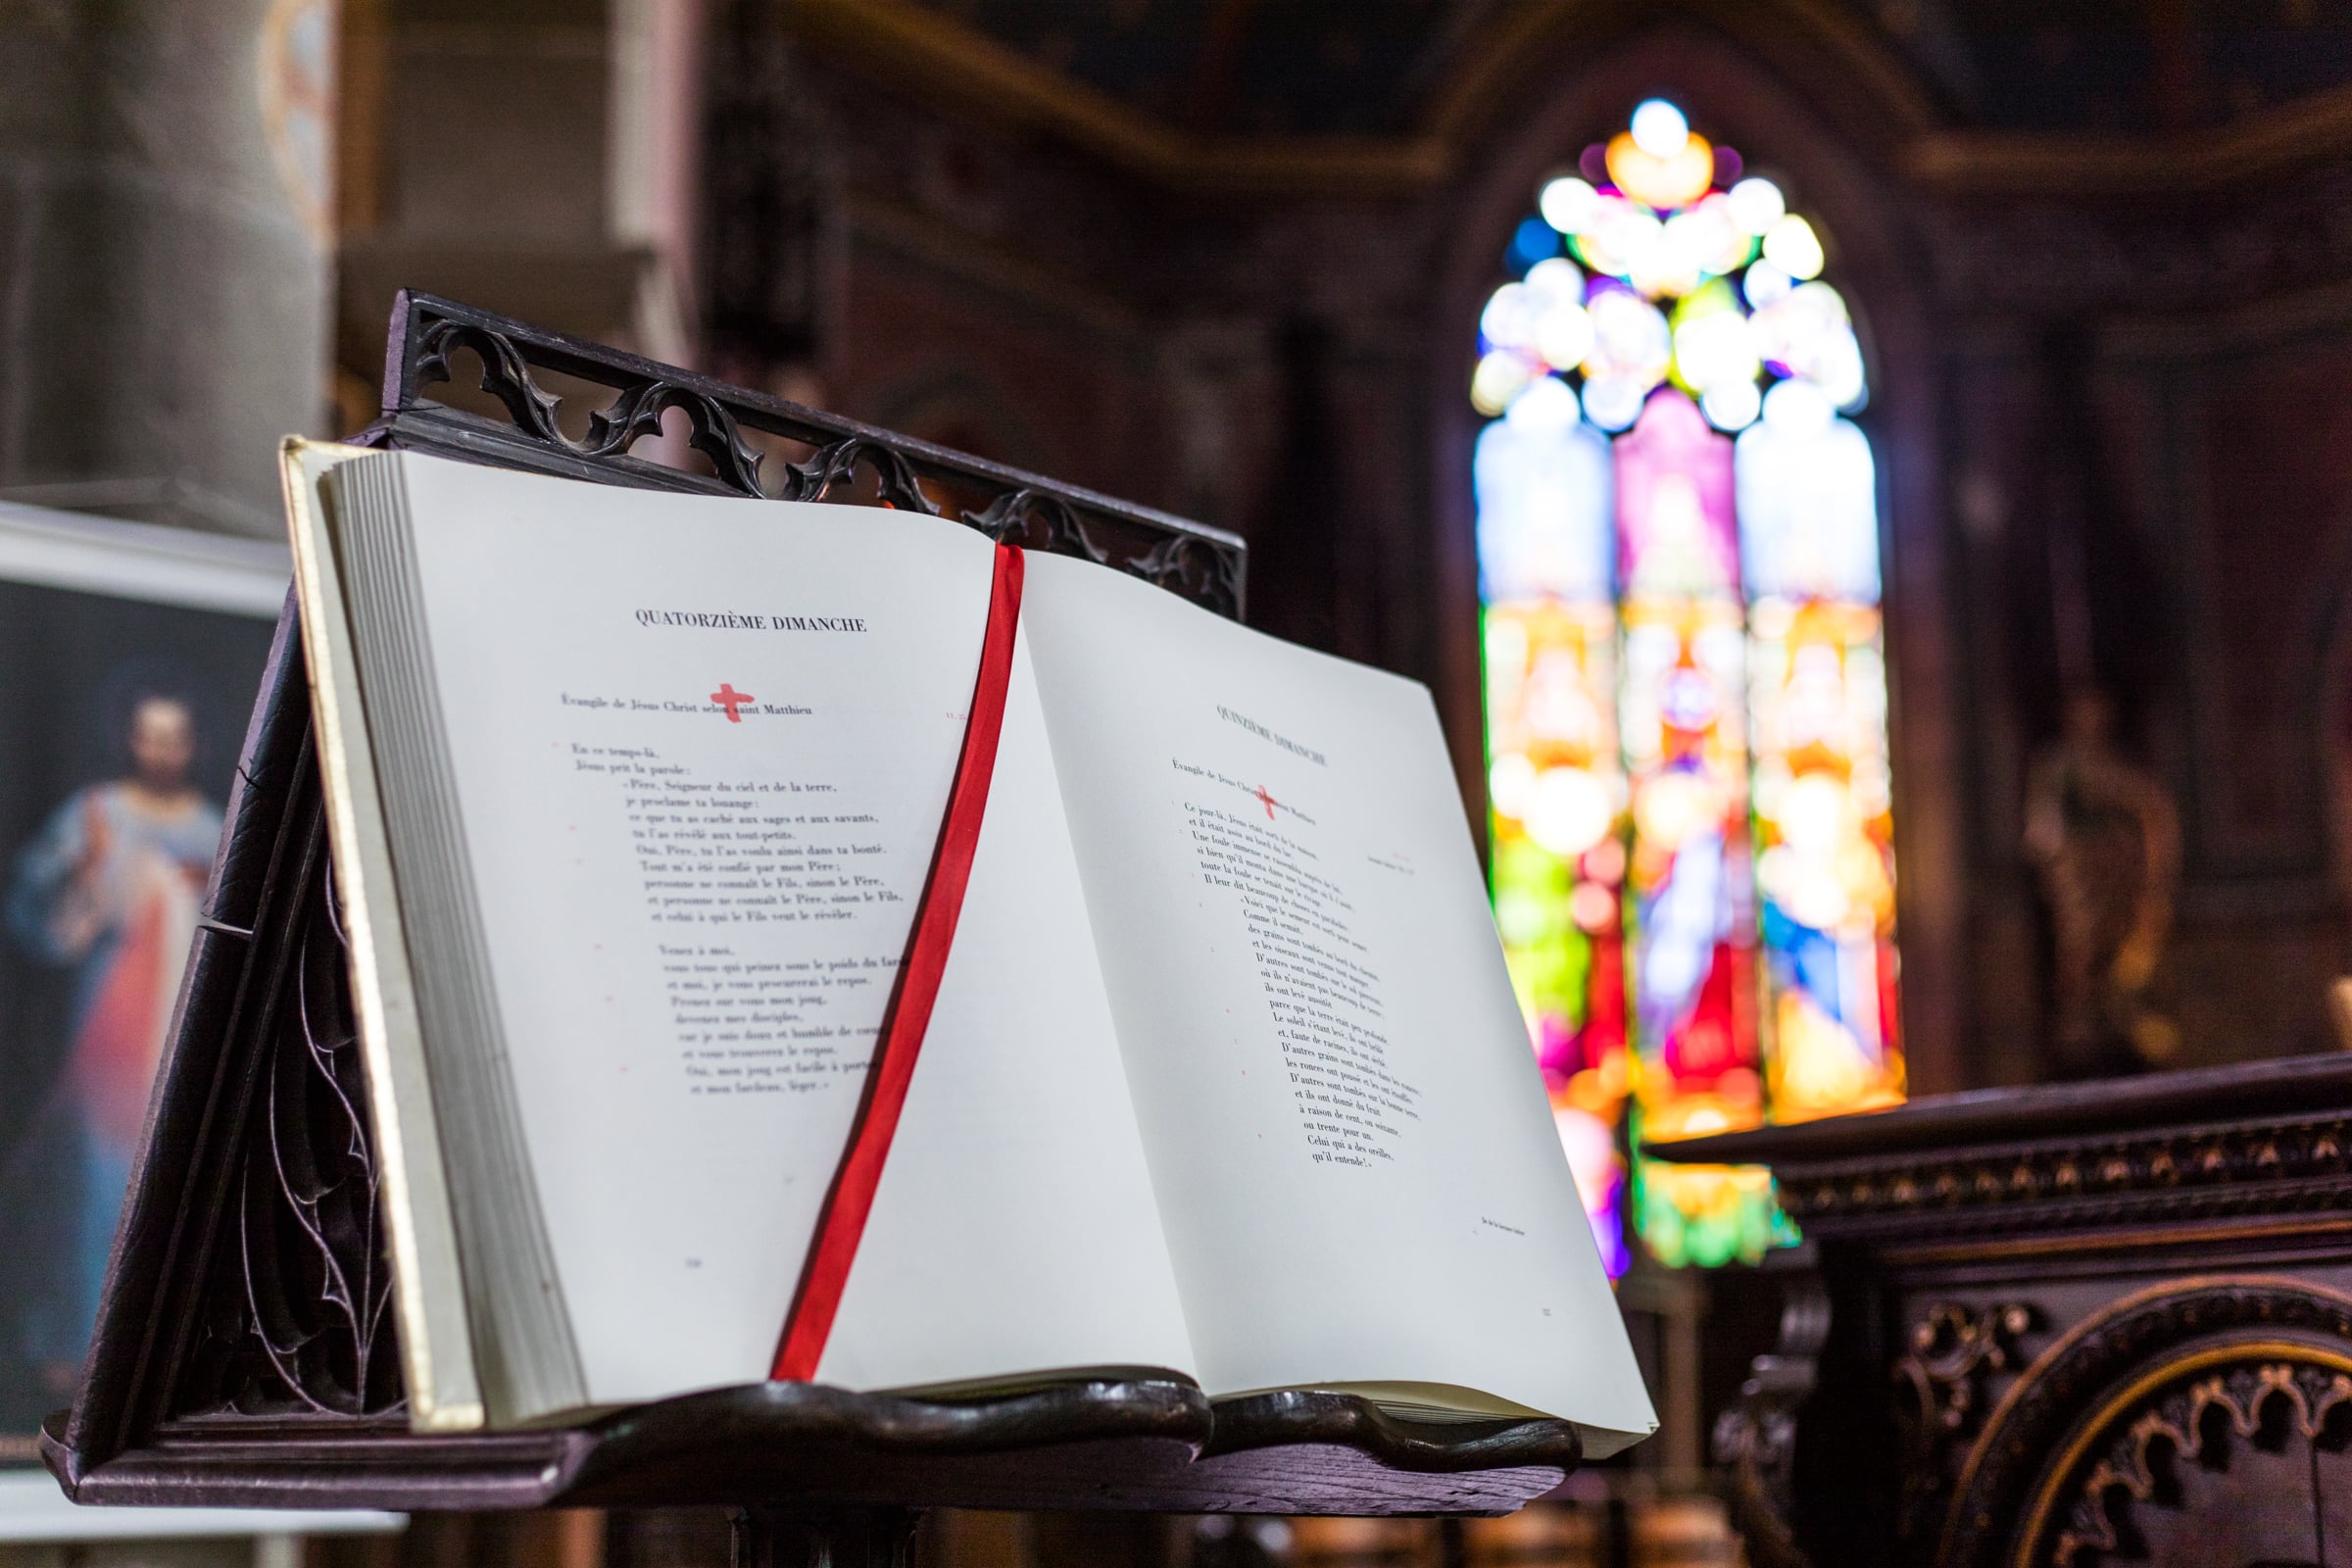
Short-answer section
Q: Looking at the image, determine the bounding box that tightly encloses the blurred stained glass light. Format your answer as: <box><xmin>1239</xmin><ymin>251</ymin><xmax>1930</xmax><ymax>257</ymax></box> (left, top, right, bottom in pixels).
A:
<box><xmin>1608</xmin><ymin>126</ymin><xmax>1715</xmax><ymax>211</ymax></box>
<box><xmin>1726</xmin><ymin>176</ymin><xmax>1786</xmax><ymax>236</ymax></box>
<box><xmin>1743</xmin><ymin>261</ymin><xmax>1794</xmax><ymax>310</ymax></box>
<box><xmin>1481</xmin><ymin>282</ymin><xmax>1538</xmax><ymax>352</ymax></box>
<box><xmin>1631</xmin><ymin>98</ymin><xmax>1690</xmax><ymax>158</ymax></box>
<box><xmin>1510</xmin><ymin>216</ymin><xmax>1563</xmax><ymax>274</ymax></box>
<box><xmin>1472</xmin><ymin>349</ymin><xmax>1538</xmax><ymax>416</ymax></box>
<box><xmin>1469</xmin><ymin>97</ymin><xmax>1897</xmax><ymax>1280</ymax></box>
<box><xmin>1540</xmin><ymin>174</ymin><xmax>1602</xmax><ymax>235</ymax></box>
<box><xmin>1761</xmin><ymin>214</ymin><xmax>1825</xmax><ymax>281</ymax></box>
<box><xmin>1700</xmin><ymin>378</ymin><xmax>1762</xmax><ymax>432</ymax></box>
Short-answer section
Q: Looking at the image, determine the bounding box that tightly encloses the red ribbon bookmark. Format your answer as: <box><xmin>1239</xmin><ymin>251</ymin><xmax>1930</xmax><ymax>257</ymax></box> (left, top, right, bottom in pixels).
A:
<box><xmin>771</xmin><ymin>542</ymin><xmax>1025</xmax><ymax>1382</ymax></box>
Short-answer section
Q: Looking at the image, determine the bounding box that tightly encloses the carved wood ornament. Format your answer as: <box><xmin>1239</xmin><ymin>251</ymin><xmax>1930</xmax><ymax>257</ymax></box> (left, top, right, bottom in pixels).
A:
<box><xmin>1940</xmin><ymin>1278</ymin><xmax>2352</xmax><ymax>1568</ymax></box>
<box><xmin>1778</xmin><ymin>1119</ymin><xmax>2352</xmax><ymax>1242</ymax></box>
<box><xmin>1712</xmin><ymin>1277</ymin><xmax>1829</xmax><ymax>1568</ymax></box>
<box><xmin>1892</xmin><ymin>1301</ymin><xmax>2034</xmax><ymax>1544</ymax></box>
<box><xmin>392</xmin><ymin>300</ymin><xmax>1246</xmax><ymax>619</ymax></box>
<box><xmin>1663</xmin><ymin>1058</ymin><xmax>2352</xmax><ymax>1566</ymax></box>
<box><xmin>2038</xmin><ymin>1353</ymin><xmax>2352</xmax><ymax>1567</ymax></box>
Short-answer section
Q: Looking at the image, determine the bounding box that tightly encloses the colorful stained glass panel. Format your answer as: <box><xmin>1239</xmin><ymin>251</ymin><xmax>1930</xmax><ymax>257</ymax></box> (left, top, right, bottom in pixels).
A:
<box><xmin>1478</xmin><ymin>406</ymin><xmax>1633</xmax><ymax>1277</ymax></box>
<box><xmin>1475</xmin><ymin>414</ymin><xmax>1614</xmax><ymax>604</ymax></box>
<box><xmin>1470</xmin><ymin>98</ymin><xmax>1902</xmax><ymax>1279</ymax></box>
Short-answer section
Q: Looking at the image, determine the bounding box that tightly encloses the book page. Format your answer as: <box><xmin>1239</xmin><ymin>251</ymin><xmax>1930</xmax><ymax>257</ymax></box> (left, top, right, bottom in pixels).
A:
<box><xmin>283</xmin><ymin>441</ymin><xmax>483</xmax><ymax>1430</ymax></box>
<box><xmin>1018</xmin><ymin>550</ymin><xmax>1656</xmax><ymax>1452</ymax></box>
<box><xmin>375</xmin><ymin>455</ymin><xmax>1177</xmax><ymax>1407</ymax></box>
<box><xmin>816</xmin><ymin>625</ymin><xmax>1196</xmax><ymax>1393</ymax></box>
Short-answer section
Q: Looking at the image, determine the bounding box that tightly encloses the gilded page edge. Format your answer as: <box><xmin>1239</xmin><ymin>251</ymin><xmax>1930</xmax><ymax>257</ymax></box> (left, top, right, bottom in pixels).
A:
<box><xmin>278</xmin><ymin>437</ymin><xmax>487</xmax><ymax>1432</ymax></box>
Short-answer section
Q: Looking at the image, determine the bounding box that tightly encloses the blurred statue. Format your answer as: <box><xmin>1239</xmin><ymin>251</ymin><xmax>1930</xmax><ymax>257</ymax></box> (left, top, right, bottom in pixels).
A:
<box><xmin>2</xmin><ymin>692</ymin><xmax>220</xmax><ymax>1398</ymax></box>
<box><xmin>2024</xmin><ymin>689</ymin><xmax>2181</xmax><ymax>1076</ymax></box>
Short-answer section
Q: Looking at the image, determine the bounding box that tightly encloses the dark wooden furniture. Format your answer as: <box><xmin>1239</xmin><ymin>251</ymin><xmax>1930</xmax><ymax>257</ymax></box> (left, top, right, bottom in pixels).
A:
<box><xmin>1655</xmin><ymin>1055</ymin><xmax>2352</xmax><ymax>1568</ymax></box>
<box><xmin>39</xmin><ymin>294</ymin><xmax>1585</xmax><ymax>1561</ymax></box>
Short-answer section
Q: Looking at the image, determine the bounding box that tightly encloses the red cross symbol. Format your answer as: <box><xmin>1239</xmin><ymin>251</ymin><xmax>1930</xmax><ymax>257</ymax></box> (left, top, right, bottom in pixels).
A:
<box><xmin>710</xmin><ymin>683</ymin><xmax>757</xmax><ymax>722</ymax></box>
<box><xmin>1252</xmin><ymin>784</ymin><xmax>1279</xmax><ymax>820</ymax></box>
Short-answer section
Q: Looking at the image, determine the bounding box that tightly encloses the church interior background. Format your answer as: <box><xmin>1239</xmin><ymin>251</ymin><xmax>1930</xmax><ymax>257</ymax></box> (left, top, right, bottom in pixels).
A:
<box><xmin>7</xmin><ymin>1</ymin><xmax>2352</xmax><ymax>1564</ymax></box>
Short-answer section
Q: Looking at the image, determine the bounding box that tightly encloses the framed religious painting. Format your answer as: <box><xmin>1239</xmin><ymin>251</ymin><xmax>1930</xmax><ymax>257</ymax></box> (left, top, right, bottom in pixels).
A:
<box><xmin>0</xmin><ymin>503</ymin><xmax>285</xmax><ymax>1462</ymax></box>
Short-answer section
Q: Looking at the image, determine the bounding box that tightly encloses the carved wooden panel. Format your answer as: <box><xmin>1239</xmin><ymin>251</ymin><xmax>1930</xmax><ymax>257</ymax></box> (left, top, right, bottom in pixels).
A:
<box><xmin>1940</xmin><ymin>1279</ymin><xmax>2352</xmax><ymax>1568</ymax></box>
<box><xmin>2033</xmin><ymin>1354</ymin><xmax>2352</xmax><ymax>1566</ymax></box>
<box><xmin>1712</xmin><ymin>1276</ymin><xmax>2352</xmax><ymax>1566</ymax></box>
<box><xmin>1891</xmin><ymin>1300</ymin><xmax>2034</xmax><ymax>1545</ymax></box>
<box><xmin>1667</xmin><ymin>1056</ymin><xmax>2352</xmax><ymax>1563</ymax></box>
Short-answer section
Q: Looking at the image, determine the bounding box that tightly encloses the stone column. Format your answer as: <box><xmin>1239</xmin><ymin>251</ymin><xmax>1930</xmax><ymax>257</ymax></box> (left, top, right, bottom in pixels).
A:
<box><xmin>0</xmin><ymin>0</ymin><xmax>331</xmax><ymax>536</ymax></box>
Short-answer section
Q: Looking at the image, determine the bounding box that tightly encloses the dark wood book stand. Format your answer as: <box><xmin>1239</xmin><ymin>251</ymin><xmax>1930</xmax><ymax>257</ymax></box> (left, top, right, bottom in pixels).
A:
<box><xmin>39</xmin><ymin>294</ymin><xmax>1583</xmax><ymax>1562</ymax></box>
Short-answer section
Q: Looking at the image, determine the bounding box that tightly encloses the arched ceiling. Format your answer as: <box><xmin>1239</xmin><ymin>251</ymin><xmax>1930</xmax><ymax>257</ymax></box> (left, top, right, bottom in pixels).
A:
<box><xmin>790</xmin><ymin>0</ymin><xmax>2352</xmax><ymax>195</ymax></box>
<box><xmin>895</xmin><ymin>0</ymin><xmax>2352</xmax><ymax>138</ymax></box>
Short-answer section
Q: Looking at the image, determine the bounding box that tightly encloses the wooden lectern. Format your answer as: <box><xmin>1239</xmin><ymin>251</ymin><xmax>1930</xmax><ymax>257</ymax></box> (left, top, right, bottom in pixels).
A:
<box><xmin>1657</xmin><ymin>1054</ymin><xmax>2352</xmax><ymax>1567</ymax></box>
<box><xmin>40</xmin><ymin>294</ymin><xmax>1584</xmax><ymax>1563</ymax></box>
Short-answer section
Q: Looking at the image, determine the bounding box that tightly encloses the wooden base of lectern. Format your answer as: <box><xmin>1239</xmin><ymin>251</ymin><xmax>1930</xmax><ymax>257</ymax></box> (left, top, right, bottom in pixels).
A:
<box><xmin>1657</xmin><ymin>1055</ymin><xmax>2352</xmax><ymax>1567</ymax></box>
<box><xmin>44</xmin><ymin>1382</ymin><xmax>1578</xmax><ymax>1517</ymax></box>
<box><xmin>40</xmin><ymin>294</ymin><xmax>1583</xmax><ymax>1544</ymax></box>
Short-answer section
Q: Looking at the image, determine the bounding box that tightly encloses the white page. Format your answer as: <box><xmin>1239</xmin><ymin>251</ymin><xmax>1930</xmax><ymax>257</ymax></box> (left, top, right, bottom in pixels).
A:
<box><xmin>1018</xmin><ymin>550</ymin><xmax>1656</xmax><ymax>1452</ymax></box>
<box><xmin>285</xmin><ymin>442</ymin><xmax>485</xmax><ymax>1429</ymax></box>
<box><xmin>817</xmin><ymin>626</ymin><xmax>1197</xmax><ymax>1392</ymax></box>
<box><xmin>390</xmin><ymin>457</ymin><xmax>995</xmax><ymax>1404</ymax></box>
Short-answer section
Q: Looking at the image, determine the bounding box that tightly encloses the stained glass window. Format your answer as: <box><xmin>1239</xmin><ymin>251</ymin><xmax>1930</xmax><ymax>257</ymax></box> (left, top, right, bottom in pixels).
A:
<box><xmin>1475</xmin><ymin>101</ymin><xmax>1903</xmax><ymax>1275</ymax></box>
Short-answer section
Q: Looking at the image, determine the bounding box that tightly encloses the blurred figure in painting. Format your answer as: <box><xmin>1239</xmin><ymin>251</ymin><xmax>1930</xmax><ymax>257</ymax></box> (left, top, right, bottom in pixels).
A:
<box><xmin>3</xmin><ymin>692</ymin><xmax>221</xmax><ymax>1398</ymax></box>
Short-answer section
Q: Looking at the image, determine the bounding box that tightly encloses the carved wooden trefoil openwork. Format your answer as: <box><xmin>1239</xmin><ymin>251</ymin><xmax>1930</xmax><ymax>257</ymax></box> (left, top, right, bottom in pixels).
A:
<box><xmin>384</xmin><ymin>292</ymin><xmax>1246</xmax><ymax>620</ymax></box>
<box><xmin>2041</xmin><ymin>1356</ymin><xmax>2352</xmax><ymax>1568</ymax></box>
<box><xmin>1936</xmin><ymin>1281</ymin><xmax>2352</xmax><ymax>1568</ymax></box>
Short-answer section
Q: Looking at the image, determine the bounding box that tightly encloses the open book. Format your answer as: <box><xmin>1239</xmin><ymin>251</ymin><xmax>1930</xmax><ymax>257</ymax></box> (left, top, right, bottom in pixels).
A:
<box><xmin>281</xmin><ymin>442</ymin><xmax>1655</xmax><ymax>1458</ymax></box>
